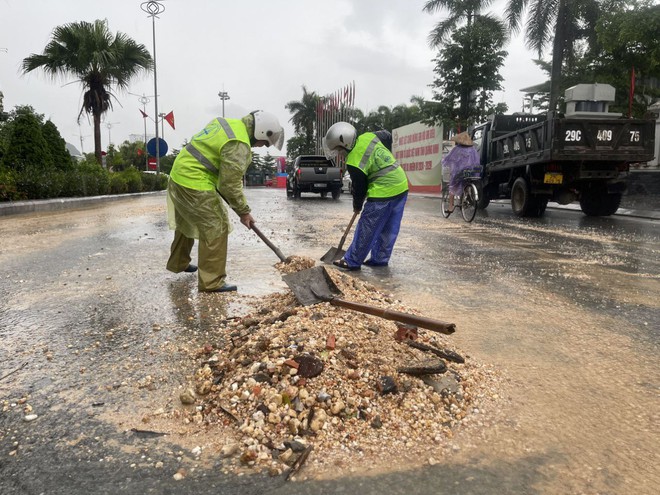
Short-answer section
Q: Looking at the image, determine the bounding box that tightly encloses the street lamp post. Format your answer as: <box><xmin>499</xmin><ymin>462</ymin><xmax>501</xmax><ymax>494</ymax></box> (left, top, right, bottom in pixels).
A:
<box><xmin>106</xmin><ymin>122</ymin><xmax>120</xmax><ymax>147</ymax></box>
<box><xmin>141</xmin><ymin>1</ymin><xmax>165</xmax><ymax>174</ymax></box>
<box><xmin>218</xmin><ymin>90</ymin><xmax>230</xmax><ymax>117</ymax></box>
<box><xmin>129</xmin><ymin>92</ymin><xmax>154</xmax><ymax>170</ymax></box>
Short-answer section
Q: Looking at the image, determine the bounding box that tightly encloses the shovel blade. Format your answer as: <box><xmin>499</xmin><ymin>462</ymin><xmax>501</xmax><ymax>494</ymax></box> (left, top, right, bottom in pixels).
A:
<box><xmin>320</xmin><ymin>247</ymin><xmax>345</xmax><ymax>264</ymax></box>
<box><xmin>282</xmin><ymin>266</ymin><xmax>342</xmax><ymax>306</ymax></box>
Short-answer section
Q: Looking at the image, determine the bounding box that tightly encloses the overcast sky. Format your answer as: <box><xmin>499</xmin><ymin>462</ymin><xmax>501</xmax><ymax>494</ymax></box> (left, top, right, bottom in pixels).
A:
<box><xmin>0</xmin><ymin>0</ymin><xmax>545</xmax><ymax>156</ymax></box>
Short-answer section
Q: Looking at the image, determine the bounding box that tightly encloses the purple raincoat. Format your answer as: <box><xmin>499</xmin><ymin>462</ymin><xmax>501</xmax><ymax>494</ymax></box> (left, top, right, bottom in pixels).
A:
<box><xmin>442</xmin><ymin>145</ymin><xmax>480</xmax><ymax>195</ymax></box>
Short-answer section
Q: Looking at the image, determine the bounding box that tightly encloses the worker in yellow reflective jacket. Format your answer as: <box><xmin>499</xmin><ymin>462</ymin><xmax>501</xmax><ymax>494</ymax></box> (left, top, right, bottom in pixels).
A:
<box><xmin>323</xmin><ymin>122</ymin><xmax>409</xmax><ymax>270</ymax></box>
<box><xmin>166</xmin><ymin>111</ymin><xmax>284</xmax><ymax>292</ymax></box>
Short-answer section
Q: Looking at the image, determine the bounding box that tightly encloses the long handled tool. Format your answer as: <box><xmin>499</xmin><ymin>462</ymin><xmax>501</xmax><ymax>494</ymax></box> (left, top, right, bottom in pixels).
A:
<box><xmin>251</xmin><ymin>224</ymin><xmax>288</xmax><ymax>263</ymax></box>
<box><xmin>217</xmin><ymin>189</ymin><xmax>290</xmax><ymax>263</ymax></box>
<box><xmin>320</xmin><ymin>211</ymin><xmax>359</xmax><ymax>264</ymax></box>
<box><xmin>282</xmin><ymin>266</ymin><xmax>455</xmax><ymax>335</ymax></box>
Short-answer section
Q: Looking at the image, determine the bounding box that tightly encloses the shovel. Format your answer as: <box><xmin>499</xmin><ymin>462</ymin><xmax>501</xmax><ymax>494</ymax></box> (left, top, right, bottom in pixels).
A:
<box><xmin>320</xmin><ymin>211</ymin><xmax>359</xmax><ymax>264</ymax></box>
<box><xmin>250</xmin><ymin>224</ymin><xmax>288</xmax><ymax>263</ymax></box>
<box><xmin>217</xmin><ymin>189</ymin><xmax>291</xmax><ymax>263</ymax></box>
<box><xmin>282</xmin><ymin>266</ymin><xmax>455</xmax><ymax>335</ymax></box>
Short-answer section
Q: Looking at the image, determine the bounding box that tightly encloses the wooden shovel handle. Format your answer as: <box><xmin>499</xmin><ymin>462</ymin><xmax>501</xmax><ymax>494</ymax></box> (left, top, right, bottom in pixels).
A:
<box><xmin>329</xmin><ymin>297</ymin><xmax>456</xmax><ymax>335</ymax></box>
<box><xmin>337</xmin><ymin>211</ymin><xmax>359</xmax><ymax>251</ymax></box>
<box><xmin>251</xmin><ymin>224</ymin><xmax>287</xmax><ymax>262</ymax></box>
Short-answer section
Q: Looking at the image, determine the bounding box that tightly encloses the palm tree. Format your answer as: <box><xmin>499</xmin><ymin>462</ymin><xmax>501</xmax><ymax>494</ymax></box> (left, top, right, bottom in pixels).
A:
<box><xmin>504</xmin><ymin>0</ymin><xmax>600</xmax><ymax>111</ymax></box>
<box><xmin>423</xmin><ymin>0</ymin><xmax>498</xmax><ymax>46</ymax></box>
<box><xmin>423</xmin><ymin>0</ymin><xmax>507</xmax><ymax>126</ymax></box>
<box><xmin>22</xmin><ymin>19</ymin><xmax>153</xmax><ymax>165</ymax></box>
<box><xmin>285</xmin><ymin>86</ymin><xmax>319</xmax><ymax>154</ymax></box>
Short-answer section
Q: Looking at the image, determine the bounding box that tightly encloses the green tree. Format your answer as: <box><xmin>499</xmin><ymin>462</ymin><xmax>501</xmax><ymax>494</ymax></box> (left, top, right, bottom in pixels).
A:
<box><xmin>159</xmin><ymin>149</ymin><xmax>178</xmax><ymax>175</ymax></box>
<box><xmin>261</xmin><ymin>153</ymin><xmax>276</xmax><ymax>176</ymax></box>
<box><xmin>22</xmin><ymin>19</ymin><xmax>153</xmax><ymax>165</ymax></box>
<box><xmin>528</xmin><ymin>1</ymin><xmax>659</xmax><ymax>117</ymax></box>
<box><xmin>593</xmin><ymin>0</ymin><xmax>659</xmax><ymax>115</ymax></box>
<box><xmin>285</xmin><ymin>86</ymin><xmax>319</xmax><ymax>156</ymax></box>
<box><xmin>105</xmin><ymin>143</ymin><xmax>124</xmax><ymax>171</ymax></box>
<box><xmin>42</xmin><ymin>120</ymin><xmax>73</xmax><ymax>170</ymax></box>
<box><xmin>426</xmin><ymin>22</ymin><xmax>508</xmax><ymax>131</ymax></box>
<box><xmin>354</xmin><ymin>103</ymin><xmax>423</xmax><ymax>134</ymax></box>
<box><xmin>246</xmin><ymin>152</ymin><xmax>263</xmax><ymax>176</ymax></box>
<box><xmin>504</xmin><ymin>0</ymin><xmax>600</xmax><ymax>111</ymax></box>
<box><xmin>1</xmin><ymin>106</ymin><xmax>52</xmax><ymax>171</ymax></box>
<box><xmin>108</xmin><ymin>139</ymin><xmax>146</xmax><ymax>171</ymax></box>
<box><xmin>424</xmin><ymin>0</ymin><xmax>508</xmax><ymax>129</ymax></box>
<box><xmin>285</xmin><ymin>135</ymin><xmax>311</xmax><ymax>160</ymax></box>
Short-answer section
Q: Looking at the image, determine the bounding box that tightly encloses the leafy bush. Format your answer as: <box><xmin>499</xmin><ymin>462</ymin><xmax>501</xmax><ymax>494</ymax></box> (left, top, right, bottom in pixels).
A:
<box><xmin>14</xmin><ymin>165</ymin><xmax>65</xmax><ymax>199</ymax></box>
<box><xmin>60</xmin><ymin>162</ymin><xmax>111</xmax><ymax>197</ymax></box>
<box><xmin>0</xmin><ymin>167</ymin><xmax>26</xmax><ymax>201</ymax></box>
<box><xmin>156</xmin><ymin>173</ymin><xmax>169</xmax><ymax>190</ymax></box>
<box><xmin>120</xmin><ymin>166</ymin><xmax>143</xmax><ymax>193</ymax></box>
<box><xmin>109</xmin><ymin>174</ymin><xmax>128</xmax><ymax>194</ymax></box>
<box><xmin>141</xmin><ymin>171</ymin><xmax>158</xmax><ymax>191</ymax></box>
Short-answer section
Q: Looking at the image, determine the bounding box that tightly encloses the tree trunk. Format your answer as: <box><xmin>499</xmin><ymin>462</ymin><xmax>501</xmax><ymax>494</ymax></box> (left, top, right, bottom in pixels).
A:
<box><xmin>549</xmin><ymin>0</ymin><xmax>567</xmax><ymax>112</ymax></box>
<box><xmin>94</xmin><ymin>111</ymin><xmax>102</xmax><ymax>166</ymax></box>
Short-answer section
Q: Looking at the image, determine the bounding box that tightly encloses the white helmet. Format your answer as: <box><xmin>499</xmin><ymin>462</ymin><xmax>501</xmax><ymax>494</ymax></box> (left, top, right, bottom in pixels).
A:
<box><xmin>252</xmin><ymin>110</ymin><xmax>285</xmax><ymax>150</ymax></box>
<box><xmin>323</xmin><ymin>122</ymin><xmax>357</xmax><ymax>159</ymax></box>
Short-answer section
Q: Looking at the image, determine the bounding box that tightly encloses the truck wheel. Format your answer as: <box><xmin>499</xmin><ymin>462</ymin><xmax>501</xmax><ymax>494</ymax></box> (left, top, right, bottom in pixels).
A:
<box><xmin>320</xmin><ymin>191</ymin><xmax>328</xmax><ymax>198</ymax></box>
<box><xmin>535</xmin><ymin>198</ymin><xmax>548</xmax><ymax>217</ymax></box>
<box><xmin>600</xmin><ymin>193</ymin><xmax>622</xmax><ymax>216</ymax></box>
<box><xmin>476</xmin><ymin>182</ymin><xmax>490</xmax><ymax>209</ymax></box>
<box><xmin>525</xmin><ymin>197</ymin><xmax>548</xmax><ymax>217</ymax></box>
<box><xmin>286</xmin><ymin>184</ymin><xmax>294</xmax><ymax>199</ymax></box>
<box><xmin>580</xmin><ymin>189</ymin><xmax>622</xmax><ymax>216</ymax></box>
<box><xmin>511</xmin><ymin>177</ymin><xmax>531</xmax><ymax>217</ymax></box>
<box><xmin>293</xmin><ymin>184</ymin><xmax>301</xmax><ymax>199</ymax></box>
<box><xmin>332</xmin><ymin>188</ymin><xmax>341</xmax><ymax>200</ymax></box>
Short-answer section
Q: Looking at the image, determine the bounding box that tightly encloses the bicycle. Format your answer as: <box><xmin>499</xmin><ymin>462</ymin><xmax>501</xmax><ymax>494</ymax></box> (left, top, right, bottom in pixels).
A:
<box><xmin>441</xmin><ymin>168</ymin><xmax>481</xmax><ymax>222</ymax></box>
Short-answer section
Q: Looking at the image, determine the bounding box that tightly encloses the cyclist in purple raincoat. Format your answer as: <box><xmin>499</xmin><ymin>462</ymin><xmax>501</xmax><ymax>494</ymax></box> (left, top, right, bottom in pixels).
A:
<box><xmin>443</xmin><ymin>132</ymin><xmax>480</xmax><ymax>211</ymax></box>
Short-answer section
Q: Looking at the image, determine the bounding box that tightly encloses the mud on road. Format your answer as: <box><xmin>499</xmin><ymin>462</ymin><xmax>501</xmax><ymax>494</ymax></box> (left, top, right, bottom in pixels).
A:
<box><xmin>0</xmin><ymin>189</ymin><xmax>658</xmax><ymax>494</ymax></box>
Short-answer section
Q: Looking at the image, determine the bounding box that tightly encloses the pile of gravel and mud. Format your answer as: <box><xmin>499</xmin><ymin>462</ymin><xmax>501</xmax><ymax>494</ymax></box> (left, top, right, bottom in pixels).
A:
<box><xmin>166</xmin><ymin>260</ymin><xmax>502</xmax><ymax>479</ymax></box>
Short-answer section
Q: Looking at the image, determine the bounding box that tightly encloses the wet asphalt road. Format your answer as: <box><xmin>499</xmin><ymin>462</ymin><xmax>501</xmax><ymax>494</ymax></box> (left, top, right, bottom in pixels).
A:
<box><xmin>0</xmin><ymin>189</ymin><xmax>658</xmax><ymax>495</ymax></box>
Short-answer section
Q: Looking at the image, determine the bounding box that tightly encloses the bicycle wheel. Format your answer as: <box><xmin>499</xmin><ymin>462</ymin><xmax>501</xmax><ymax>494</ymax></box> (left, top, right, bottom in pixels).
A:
<box><xmin>461</xmin><ymin>183</ymin><xmax>478</xmax><ymax>222</ymax></box>
<box><xmin>441</xmin><ymin>188</ymin><xmax>452</xmax><ymax>218</ymax></box>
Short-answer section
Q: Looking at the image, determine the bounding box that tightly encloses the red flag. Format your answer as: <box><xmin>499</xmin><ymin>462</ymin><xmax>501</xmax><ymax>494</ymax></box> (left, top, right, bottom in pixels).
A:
<box><xmin>139</xmin><ymin>109</ymin><xmax>148</xmax><ymax>119</ymax></box>
<box><xmin>164</xmin><ymin>111</ymin><xmax>175</xmax><ymax>130</ymax></box>
<box><xmin>629</xmin><ymin>66</ymin><xmax>635</xmax><ymax>118</ymax></box>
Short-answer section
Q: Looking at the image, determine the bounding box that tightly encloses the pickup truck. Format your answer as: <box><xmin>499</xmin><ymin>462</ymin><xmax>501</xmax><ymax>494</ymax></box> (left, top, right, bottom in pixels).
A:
<box><xmin>470</xmin><ymin>111</ymin><xmax>655</xmax><ymax>217</ymax></box>
<box><xmin>286</xmin><ymin>155</ymin><xmax>343</xmax><ymax>199</ymax></box>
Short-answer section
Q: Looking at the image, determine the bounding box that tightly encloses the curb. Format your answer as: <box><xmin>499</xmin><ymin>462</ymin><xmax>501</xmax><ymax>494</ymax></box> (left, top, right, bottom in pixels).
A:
<box><xmin>0</xmin><ymin>191</ymin><xmax>166</xmax><ymax>217</ymax></box>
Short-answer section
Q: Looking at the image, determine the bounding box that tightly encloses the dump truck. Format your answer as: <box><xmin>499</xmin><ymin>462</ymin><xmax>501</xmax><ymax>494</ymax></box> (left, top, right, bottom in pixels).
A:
<box><xmin>470</xmin><ymin>84</ymin><xmax>656</xmax><ymax>217</ymax></box>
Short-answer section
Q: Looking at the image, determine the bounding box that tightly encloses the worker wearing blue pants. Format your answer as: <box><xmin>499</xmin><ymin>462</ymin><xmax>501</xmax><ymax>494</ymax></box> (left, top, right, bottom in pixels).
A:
<box><xmin>343</xmin><ymin>193</ymin><xmax>407</xmax><ymax>267</ymax></box>
<box><xmin>323</xmin><ymin>123</ymin><xmax>409</xmax><ymax>271</ymax></box>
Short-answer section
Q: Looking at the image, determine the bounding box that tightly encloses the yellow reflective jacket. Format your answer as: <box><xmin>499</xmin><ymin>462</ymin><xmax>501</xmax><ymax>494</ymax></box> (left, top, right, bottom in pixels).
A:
<box><xmin>170</xmin><ymin>117</ymin><xmax>251</xmax><ymax>191</ymax></box>
<box><xmin>346</xmin><ymin>132</ymin><xmax>408</xmax><ymax>199</ymax></box>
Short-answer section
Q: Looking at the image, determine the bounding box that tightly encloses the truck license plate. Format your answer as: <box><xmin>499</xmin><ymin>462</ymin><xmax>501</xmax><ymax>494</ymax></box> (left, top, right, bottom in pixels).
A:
<box><xmin>314</xmin><ymin>183</ymin><xmax>327</xmax><ymax>188</ymax></box>
<box><xmin>544</xmin><ymin>173</ymin><xmax>563</xmax><ymax>184</ymax></box>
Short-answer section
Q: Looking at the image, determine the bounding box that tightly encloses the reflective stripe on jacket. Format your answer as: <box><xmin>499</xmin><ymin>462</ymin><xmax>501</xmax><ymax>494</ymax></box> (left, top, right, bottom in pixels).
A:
<box><xmin>345</xmin><ymin>132</ymin><xmax>408</xmax><ymax>199</ymax></box>
<box><xmin>170</xmin><ymin>117</ymin><xmax>251</xmax><ymax>191</ymax></box>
